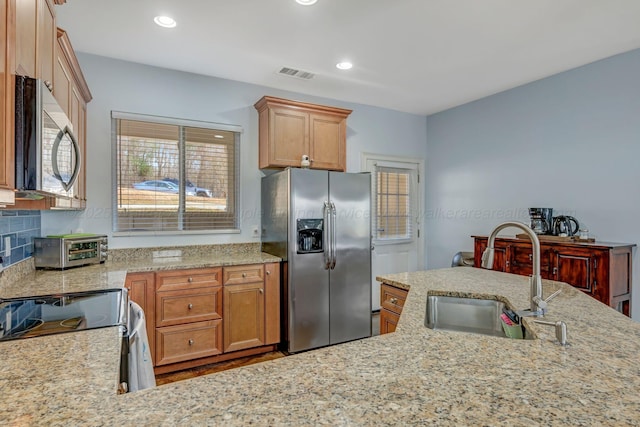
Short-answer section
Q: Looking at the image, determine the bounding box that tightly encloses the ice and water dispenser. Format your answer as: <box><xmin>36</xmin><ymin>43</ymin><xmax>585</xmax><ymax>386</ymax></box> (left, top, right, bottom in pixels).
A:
<box><xmin>296</xmin><ymin>219</ymin><xmax>323</xmax><ymax>253</ymax></box>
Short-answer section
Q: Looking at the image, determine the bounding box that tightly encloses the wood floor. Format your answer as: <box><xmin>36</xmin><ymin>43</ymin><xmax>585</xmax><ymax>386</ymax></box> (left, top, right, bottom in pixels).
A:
<box><xmin>155</xmin><ymin>311</ymin><xmax>380</xmax><ymax>386</ymax></box>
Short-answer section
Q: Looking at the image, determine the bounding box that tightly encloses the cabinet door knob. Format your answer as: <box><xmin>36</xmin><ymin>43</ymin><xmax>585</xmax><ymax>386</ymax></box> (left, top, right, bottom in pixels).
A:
<box><xmin>553</xmin><ymin>267</ymin><xmax>558</xmax><ymax>275</ymax></box>
<box><xmin>529</xmin><ymin>254</ymin><xmax>533</xmax><ymax>261</ymax></box>
<box><xmin>188</xmin><ymin>339</ymin><xmax>194</xmax><ymax>346</ymax></box>
<box><xmin>266</xmin><ymin>270</ymin><xmax>271</xmax><ymax>275</ymax></box>
<box><xmin>188</xmin><ymin>303</ymin><xmax>193</xmax><ymax>310</ymax></box>
<box><xmin>188</xmin><ymin>277</ymin><xmax>193</xmax><ymax>282</ymax></box>
<box><xmin>259</xmin><ymin>288</ymin><xmax>264</xmax><ymax>294</ymax></box>
<box><xmin>242</xmin><ymin>273</ymin><xmax>247</xmax><ymax>278</ymax></box>
<box><xmin>390</xmin><ymin>297</ymin><xmax>398</xmax><ymax>305</ymax></box>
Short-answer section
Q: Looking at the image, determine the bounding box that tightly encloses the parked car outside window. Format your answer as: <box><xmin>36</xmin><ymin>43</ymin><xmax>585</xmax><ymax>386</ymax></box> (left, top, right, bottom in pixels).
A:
<box><xmin>132</xmin><ymin>180</ymin><xmax>195</xmax><ymax>195</ymax></box>
<box><xmin>163</xmin><ymin>178</ymin><xmax>212</xmax><ymax>197</ymax></box>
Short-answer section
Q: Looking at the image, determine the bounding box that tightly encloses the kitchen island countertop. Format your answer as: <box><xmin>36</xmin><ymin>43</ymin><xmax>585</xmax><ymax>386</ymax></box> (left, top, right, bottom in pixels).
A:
<box><xmin>2</xmin><ymin>267</ymin><xmax>640</xmax><ymax>425</ymax></box>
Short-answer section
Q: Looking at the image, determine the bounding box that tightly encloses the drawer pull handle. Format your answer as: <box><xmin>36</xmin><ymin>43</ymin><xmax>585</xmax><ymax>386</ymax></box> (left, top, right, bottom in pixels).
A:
<box><xmin>188</xmin><ymin>339</ymin><xmax>194</xmax><ymax>346</ymax></box>
<box><xmin>188</xmin><ymin>277</ymin><xmax>193</xmax><ymax>282</ymax></box>
<box><xmin>390</xmin><ymin>297</ymin><xmax>398</xmax><ymax>305</ymax></box>
<box><xmin>242</xmin><ymin>273</ymin><xmax>247</xmax><ymax>278</ymax></box>
<box><xmin>188</xmin><ymin>303</ymin><xmax>193</xmax><ymax>310</ymax></box>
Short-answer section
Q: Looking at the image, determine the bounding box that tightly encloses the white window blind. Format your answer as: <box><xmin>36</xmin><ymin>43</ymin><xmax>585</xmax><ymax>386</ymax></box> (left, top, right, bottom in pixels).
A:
<box><xmin>374</xmin><ymin>165</ymin><xmax>414</xmax><ymax>241</ymax></box>
<box><xmin>112</xmin><ymin>112</ymin><xmax>240</xmax><ymax>233</ymax></box>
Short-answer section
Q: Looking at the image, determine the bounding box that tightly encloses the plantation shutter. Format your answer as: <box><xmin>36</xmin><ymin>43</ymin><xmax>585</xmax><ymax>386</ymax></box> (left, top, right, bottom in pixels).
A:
<box><xmin>373</xmin><ymin>163</ymin><xmax>415</xmax><ymax>241</ymax></box>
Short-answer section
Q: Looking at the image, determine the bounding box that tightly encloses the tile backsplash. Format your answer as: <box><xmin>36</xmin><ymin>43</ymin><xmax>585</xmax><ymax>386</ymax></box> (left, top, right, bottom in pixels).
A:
<box><xmin>0</xmin><ymin>211</ymin><xmax>41</xmax><ymax>268</ymax></box>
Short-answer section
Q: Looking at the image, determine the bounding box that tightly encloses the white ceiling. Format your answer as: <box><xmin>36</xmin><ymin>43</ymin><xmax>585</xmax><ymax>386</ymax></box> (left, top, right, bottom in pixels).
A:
<box><xmin>56</xmin><ymin>0</ymin><xmax>640</xmax><ymax>115</ymax></box>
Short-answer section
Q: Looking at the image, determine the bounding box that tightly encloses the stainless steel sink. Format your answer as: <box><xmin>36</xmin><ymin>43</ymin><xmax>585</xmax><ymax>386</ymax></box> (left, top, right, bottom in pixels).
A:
<box><xmin>425</xmin><ymin>295</ymin><xmax>525</xmax><ymax>338</ymax></box>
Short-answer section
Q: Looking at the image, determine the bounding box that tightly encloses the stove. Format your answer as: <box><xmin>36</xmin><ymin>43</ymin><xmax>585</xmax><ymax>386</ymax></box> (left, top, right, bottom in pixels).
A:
<box><xmin>0</xmin><ymin>288</ymin><xmax>128</xmax><ymax>341</ymax></box>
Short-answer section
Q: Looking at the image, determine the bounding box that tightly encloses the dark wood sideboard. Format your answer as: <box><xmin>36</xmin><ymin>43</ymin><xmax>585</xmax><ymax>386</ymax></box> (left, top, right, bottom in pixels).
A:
<box><xmin>473</xmin><ymin>236</ymin><xmax>636</xmax><ymax>317</ymax></box>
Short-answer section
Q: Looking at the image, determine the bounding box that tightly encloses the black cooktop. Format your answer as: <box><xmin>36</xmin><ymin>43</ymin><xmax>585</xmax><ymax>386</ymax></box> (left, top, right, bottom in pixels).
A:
<box><xmin>0</xmin><ymin>288</ymin><xmax>127</xmax><ymax>341</ymax></box>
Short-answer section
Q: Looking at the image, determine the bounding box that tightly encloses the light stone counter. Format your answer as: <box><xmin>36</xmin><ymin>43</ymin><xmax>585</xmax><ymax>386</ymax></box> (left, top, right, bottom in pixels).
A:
<box><xmin>2</xmin><ymin>267</ymin><xmax>640</xmax><ymax>426</ymax></box>
<box><xmin>0</xmin><ymin>252</ymin><xmax>281</xmax><ymax>298</ymax></box>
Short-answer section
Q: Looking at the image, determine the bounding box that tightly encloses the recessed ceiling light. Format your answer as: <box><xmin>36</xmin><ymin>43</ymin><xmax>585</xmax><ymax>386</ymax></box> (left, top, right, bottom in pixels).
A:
<box><xmin>154</xmin><ymin>15</ymin><xmax>176</xmax><ymax>28</ymax></box>
<box><xmin>336</xmin><ymin>61</ymin><xmax>353</xmax><ymax>70</ymax></box>
<box><xmin>295</xmin><ymin>0</ymin><xmax>318</xmax><ymax>5</ymax></box>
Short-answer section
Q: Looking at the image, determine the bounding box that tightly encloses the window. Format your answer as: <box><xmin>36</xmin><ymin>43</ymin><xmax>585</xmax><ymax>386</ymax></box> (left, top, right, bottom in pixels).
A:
<box><xmin>112</xmin><ymin>112</ymin><xmax>241</xmax><ymax>233</ymax></box>
<box><xmin>374</xmin><ymin>165</ymin><xmax>415</xmax><ymax>241</ymax></box>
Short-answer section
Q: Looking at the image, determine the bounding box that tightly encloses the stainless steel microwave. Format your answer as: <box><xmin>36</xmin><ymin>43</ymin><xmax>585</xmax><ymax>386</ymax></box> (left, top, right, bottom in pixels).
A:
<box><xmin>15</xmin><ymin>75</ymin><xmax>81</xmax><ymax>199</ymax></box>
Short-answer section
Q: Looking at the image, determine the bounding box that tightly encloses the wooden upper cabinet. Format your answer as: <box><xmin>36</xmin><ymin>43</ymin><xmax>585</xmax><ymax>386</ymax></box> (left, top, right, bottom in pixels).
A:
<box><xmin>1</xmin><ymin>0</ymin><xmax>15</xmax><ymax>197</ymax></box>
<box><xmin>254</xmin><ymin>96</ymin><xmax>351</xmax><ymax>171</ymax></box>
<box><xmin>37</xmin><ymin>0</ymin><xmax>55</xmax><ymax>85</ymax></box>
<box><xmin>13</xmin><ymin>0</ymin><xmax>54</xmax><ymax>80</ymax></box>
<box><xmin>54</xmin><ymin>27</ymin><xmax>91</xmax><ymax>207</ymax></box>
<box><xmin>14</xmin><ymin>0</ymin><xmax>37</xmax><ymax>77</ymax></box>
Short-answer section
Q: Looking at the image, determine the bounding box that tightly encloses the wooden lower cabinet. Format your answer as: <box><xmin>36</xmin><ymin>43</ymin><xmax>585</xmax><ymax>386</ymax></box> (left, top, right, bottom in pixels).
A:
<box><xmin>223</xmin><ymin>263</ymin><xmax>281</xmax><ymax>352</ymax></box>
<box><xmin>130</xmin><ymin>263</ymin><xmax>282</xmax><ymax>375</ymax></box>
<box><xmin>223</xmin><ymin>282</ymin><xmax>265</xmax><ymax>352</ymax></box>
<box><xmin>379</xmin><ymin>283</ymin><xmax>408</xmax><ymax>334</ymax></box>
<box><xmin>473</xmin><ymin>236</ymin><xmax>635</xmax><ymax>316</ymax></box>
<box><xmin>124</xmin><ymin>272</ymin><xmax>156</xmax><ymax>366</ymax></box>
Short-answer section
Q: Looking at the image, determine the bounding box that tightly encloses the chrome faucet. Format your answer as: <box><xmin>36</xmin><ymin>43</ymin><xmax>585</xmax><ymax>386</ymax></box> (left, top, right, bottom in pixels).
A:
<box><xmin>481</xmin><ymin>221</ymin><xmax>546</xmax><ymax>316</ymax></box>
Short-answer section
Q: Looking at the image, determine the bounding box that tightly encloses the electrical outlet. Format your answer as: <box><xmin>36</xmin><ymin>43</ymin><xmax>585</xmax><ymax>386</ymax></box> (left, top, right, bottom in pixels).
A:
<box><xmin>252</xmin><ymin>226</ymin><xmax>260</xmax><ymax>238</ymax></box>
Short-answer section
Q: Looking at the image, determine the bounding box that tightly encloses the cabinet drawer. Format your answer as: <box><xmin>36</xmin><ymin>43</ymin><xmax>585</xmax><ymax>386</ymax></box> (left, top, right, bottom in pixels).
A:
<box><xmin>156</xmin><ymin>268</ymin><xmax>222</xmax><ymax>292</ymax></box>
<box><xmin>155</xmin><ymin>320</ymin><xmax>223</xmax><ymax>366</ymax></box>
<box><xmin>380</xmin><ymin>284</ymin><xmax>408</xmax><ymax>315</ymax></box>
<box><xmin>223</xmin><ymin>264</ymin><xmax>264</xmax><ymax>285</ymax></box>
<box><xmin>156</xmin><ymin>287</ymin><xmax>222</xmax><ymax>327</ymax></box>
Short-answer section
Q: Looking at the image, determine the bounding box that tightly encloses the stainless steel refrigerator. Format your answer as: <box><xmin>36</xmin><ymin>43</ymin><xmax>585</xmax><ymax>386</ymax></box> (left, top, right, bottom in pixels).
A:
<box><xmin>261</xmin><ymin>168</ymin><xmax>372</xmax><ymax>353</ymax></box>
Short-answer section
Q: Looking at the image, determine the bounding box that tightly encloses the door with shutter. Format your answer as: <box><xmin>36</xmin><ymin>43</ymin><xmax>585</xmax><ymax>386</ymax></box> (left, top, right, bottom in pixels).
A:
<box><xmin>364</xmin><ymin>154</ymin><xmax>423</xmax><ymax>310</ymax></box>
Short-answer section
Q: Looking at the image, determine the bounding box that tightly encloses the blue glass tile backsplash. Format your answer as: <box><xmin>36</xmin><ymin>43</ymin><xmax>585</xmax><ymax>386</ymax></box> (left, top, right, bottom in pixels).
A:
<box><xmin>0</xmin><ymin>211</ymin><xmax>41</xmax><ymax>268</ymax></box>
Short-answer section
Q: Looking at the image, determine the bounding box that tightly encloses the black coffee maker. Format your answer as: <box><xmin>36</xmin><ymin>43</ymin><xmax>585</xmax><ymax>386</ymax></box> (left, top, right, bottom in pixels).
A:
<box><xmin>529</xmin><ymin>208</ymin><xmax>553</xmax><ymax>235</ymax></box>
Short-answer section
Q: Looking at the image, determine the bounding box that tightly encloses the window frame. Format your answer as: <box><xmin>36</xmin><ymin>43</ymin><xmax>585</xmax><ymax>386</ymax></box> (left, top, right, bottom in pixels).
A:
<box><xmin>111</xmin><ymin>111</ymin><xmax>242</xmax><ymax>236</ymax></box>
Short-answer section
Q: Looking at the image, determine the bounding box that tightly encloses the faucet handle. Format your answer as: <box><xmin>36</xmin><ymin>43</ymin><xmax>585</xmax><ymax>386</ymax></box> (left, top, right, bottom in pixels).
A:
<box><xmin>532</xmin><ymin>295</ymin><xmax>548</xmax><ymax>312</ymax></box>
<box><xmin>544</xmin><ymin>289</ymin><xmax>562</xmax><ymax>303</ymax></box>
<box><xmin>533</xmin><ymin>319</ymin><xmax>569</xmax><ymax>346</ymax></box>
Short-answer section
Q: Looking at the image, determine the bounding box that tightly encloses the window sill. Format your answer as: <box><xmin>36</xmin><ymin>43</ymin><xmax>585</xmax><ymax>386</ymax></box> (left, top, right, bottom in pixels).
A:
<box><xmin>112</xmin><ymin>229</ymin><xmax>241</xmax><ymax>237</ymax></box>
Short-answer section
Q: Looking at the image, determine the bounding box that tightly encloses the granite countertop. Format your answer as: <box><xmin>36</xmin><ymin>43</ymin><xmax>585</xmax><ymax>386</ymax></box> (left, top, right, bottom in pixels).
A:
<box><xmin>0</xmin><ymin>251</ymin><xmax>281</xmax><ymax>298</ymax></box>
<box><xmin>2</xmin><ymin>267</ymin><xmax>640</xmax><ymax>425</ymax></box>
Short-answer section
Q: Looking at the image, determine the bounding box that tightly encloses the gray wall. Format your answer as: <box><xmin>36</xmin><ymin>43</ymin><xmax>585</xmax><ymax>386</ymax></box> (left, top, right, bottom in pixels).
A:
<box><xmin>425</xmin><ymin>48</ymin><xmax>640</xmax><ymax>318</ymax></box>
<box><xmin>42</xmin><ymin>53</ymin><xmax>428</xmax><ymax>249</ymax></box>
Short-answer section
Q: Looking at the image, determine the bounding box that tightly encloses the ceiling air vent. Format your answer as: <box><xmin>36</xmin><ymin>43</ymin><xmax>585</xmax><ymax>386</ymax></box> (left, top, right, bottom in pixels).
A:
<box><xmin>278</xmin><ymin>67</ymin><xmax>315</xmax><ymax>80</ymax></box>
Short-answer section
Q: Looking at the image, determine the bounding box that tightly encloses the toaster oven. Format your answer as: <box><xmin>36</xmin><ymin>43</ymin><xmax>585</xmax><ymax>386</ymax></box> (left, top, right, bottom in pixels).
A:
<box><xmin>33</xmin><ymin>235</ymin><xmax>108</xmax><ymax>269</ymax></box>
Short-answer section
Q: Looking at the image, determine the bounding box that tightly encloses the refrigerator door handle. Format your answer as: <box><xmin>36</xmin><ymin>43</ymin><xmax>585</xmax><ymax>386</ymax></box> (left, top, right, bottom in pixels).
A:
<box><xmin>330</xmin><ymin>201</ymin><xmax>337</xmax><ymax>269</ymax></box>
<box><xmin>323</xmin><ymin>201</ymin><xmax>332</xmax><ymax>269</ymax></box>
